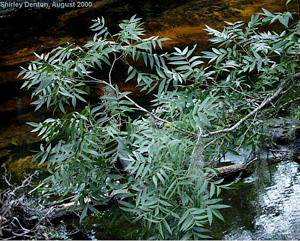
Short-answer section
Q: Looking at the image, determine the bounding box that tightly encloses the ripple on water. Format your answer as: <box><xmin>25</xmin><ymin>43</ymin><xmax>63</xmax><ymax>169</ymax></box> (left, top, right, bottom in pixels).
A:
<box><xmin>225</xmin><ymin>160</ymin><xmax>300</xmax><ymax>240</ymax></box>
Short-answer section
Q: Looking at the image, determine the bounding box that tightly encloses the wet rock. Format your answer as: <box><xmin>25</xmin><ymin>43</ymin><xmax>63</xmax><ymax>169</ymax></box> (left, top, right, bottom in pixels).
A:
<box><xmin>6</xmin><ymin>155</ymin><xmax>47</xmax><ymax>176</ymax></box>
<box><xmin>267</xmin><ymin>119</ymin><xmax>298</xmax><ymax>145</ymax></box>
<box><xmin>0</xmin><ymin>125</ymin><xmax>40</xmax><ymax>149</ymax></box>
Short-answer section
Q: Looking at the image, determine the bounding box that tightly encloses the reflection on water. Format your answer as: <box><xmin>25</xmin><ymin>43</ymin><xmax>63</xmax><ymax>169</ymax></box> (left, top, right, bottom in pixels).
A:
<box><xmin>51</xmin><ymin>151</ymin><xmax>299</xmax><ymax>239</ymax></box>
<box><xmin>223</xmin><ymin>160</ymin><xmax>300</xmax><ymax>240</ymax></box>
<box><xmin>60</xmin><ymin>157</ymin><xmax>300</xmax><ymax>240</ymax></box>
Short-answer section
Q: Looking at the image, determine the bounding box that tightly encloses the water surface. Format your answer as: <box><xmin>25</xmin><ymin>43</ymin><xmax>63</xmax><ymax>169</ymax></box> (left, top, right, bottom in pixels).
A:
<box><xmin>213</xmin><ymin>157</ymin><xmax>300</xmax><ymax>240</ymax></box>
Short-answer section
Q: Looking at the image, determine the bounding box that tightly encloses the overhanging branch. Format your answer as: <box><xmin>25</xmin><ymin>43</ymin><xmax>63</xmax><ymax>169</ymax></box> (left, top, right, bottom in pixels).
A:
<box><xmin>86</xmin><ymin>72</ymin><xmax>300</xmax><ymax>140</ymax></box>
<box><xmin>202</xmin><ymin>73</ymin><xmax>300</xmax><ymax>138</ymax></box>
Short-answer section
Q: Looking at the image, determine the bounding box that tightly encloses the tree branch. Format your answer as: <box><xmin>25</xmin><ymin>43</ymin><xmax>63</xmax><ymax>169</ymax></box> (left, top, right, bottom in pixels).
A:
<box><xmin>202</xmin><ymin>73</ymin><xmax>300</xmax><ymax>138</ymax></box>
<box><xmin>86</xmin><ymin>74</ymin><xmax>197</xmax><ymax>137</ymax></box>
<box><xmin>108</xmin><ymin>53</ymin><xmax>121</xmax><ymax>86</ymax></box>
<box><xmin>86</xmin><ymin>72</ymin><xmax>300</xmax><ymax>140</ymax></box>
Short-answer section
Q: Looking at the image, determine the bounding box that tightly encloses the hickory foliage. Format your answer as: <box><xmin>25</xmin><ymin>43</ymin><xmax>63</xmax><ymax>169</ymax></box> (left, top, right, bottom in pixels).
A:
<box><xmin>20</xmin><ymin>4</ymin><xmax>300</xmax><ymax>239</ymax></box>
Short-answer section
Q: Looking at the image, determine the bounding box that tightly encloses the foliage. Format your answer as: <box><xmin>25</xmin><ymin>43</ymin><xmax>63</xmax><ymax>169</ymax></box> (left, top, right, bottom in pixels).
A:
<box><xmin>20</xmin><ymin>5</ymin><xmax>300</xmax><ymax>239</ymax></box>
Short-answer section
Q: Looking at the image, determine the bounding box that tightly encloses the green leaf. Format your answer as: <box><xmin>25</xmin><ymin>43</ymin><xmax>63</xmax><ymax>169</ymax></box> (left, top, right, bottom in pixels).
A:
<box><xmin>210</xmin><ymin>183</ymin><xmax>215</xmax><ymax>198</ymax></box>
<box><xmin>153</xmin><ymin>176</ymin><xmax>158</xmax><ymax>187</ymax></box>
<box><xmin>207</xmin><ymin>208</ymin><xmax>213</xmax><ymax>225</ymax></box>
<box><xmin>178</xmin><ymin>210</ymin><xmax>189</xmax><ymax>225</ymax></box>
<box><xmin>126</xmin><ymin>69</ymin><xmax>136</xmax><ymax>82</ymax></box>
<box><xmin>286</xmin><ymin>0</ymin><xmax>292</xmax><ymax>5</ymax></box>
<box><xmin>163</xmin><ymin>219</ymin><xmax>172</xmax><ymax>234</ymax></box>
<box><xmin>80</xmin><ymin>204</ymin><xmax>89</xmax><ymax>223</ymax></box>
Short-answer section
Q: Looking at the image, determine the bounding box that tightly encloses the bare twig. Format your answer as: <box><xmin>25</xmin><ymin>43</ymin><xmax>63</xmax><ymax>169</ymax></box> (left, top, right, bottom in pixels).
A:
<box><xmin>28</xmin><ymin>182</ymin><xmax>44</xmax><ymax>195</ymax></box>
<box><xmin>108</xmin><ymin>53</ymin><xmax>122</xmax><ymax>85</ymax></box>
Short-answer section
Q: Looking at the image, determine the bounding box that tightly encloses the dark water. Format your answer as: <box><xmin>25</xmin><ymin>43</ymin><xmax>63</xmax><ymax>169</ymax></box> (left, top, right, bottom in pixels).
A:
<box><xmin>212</xmin><ymin>150</ymin><xmax>300</xmax><ymax>240</ymax></box>
<box><xmin>1</xmin><ymin>0</ymin><xmax>300</xmax><ymax>239</ymax></box>
<box><xmin>53</xmin><ymin>152</ymin><xmax>300</xmax><ymax>240</ymax></box>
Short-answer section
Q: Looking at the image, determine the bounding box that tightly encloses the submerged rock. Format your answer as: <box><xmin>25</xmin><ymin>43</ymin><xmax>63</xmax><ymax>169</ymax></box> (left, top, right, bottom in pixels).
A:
<box><xmin>6</xmin><ymin>155</ymin><xmax>47</xmax><ymax>176</ymax></box>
